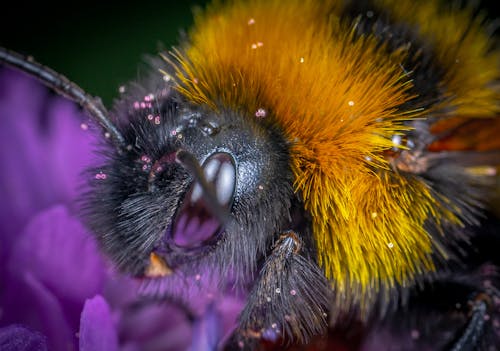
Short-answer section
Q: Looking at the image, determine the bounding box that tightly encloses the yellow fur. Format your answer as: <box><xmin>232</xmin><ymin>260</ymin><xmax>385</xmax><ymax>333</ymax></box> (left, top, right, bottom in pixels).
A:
<box><xmin>168</xmin><ymin>0</ymin><xmax>499</xmax><ymax>315</ymax></box>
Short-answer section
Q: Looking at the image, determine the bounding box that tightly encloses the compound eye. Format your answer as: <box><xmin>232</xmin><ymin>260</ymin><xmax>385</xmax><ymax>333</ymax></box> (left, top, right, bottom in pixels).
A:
<box><xmin>170</xmin><ymin>152</ymin><xmax>236</xmax><ymax>248</ymax></box>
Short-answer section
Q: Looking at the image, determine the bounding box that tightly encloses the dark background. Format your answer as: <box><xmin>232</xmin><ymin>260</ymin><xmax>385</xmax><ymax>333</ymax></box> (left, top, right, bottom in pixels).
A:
<box><xmin>0</xmin><ymin>1</ymin><xmax>497</xmax><ymax>106</ymax></box>
<box><xmin>0</xmin><ymin>1</ymin><xmax>210</xmax><ymax>105</ymax></box>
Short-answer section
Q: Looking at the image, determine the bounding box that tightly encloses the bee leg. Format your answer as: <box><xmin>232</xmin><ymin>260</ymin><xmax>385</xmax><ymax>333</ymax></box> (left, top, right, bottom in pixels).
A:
<box><xmin>226</xmin><ymin>231</ymin><xmax>332</xmax><ymax>350</ymax></box>
<box><xmin>450</xmin><ymin>295</ymin><xmax>490</xmax><ymax>351</ymax></box>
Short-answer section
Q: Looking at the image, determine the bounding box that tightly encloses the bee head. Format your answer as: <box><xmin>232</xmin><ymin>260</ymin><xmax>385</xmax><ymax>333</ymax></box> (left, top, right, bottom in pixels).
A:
<box><xmin>84</xmin><ymin>88</ymin><xmax>295</xmax><ymax>280</ymax></box>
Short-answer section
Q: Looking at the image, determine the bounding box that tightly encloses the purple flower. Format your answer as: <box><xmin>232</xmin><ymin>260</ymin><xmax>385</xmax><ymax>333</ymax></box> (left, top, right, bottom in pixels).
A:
<box><xmin>0</xmin><ymin>67</ymin><xmax>243</xmax><ymax>351</ymax></box>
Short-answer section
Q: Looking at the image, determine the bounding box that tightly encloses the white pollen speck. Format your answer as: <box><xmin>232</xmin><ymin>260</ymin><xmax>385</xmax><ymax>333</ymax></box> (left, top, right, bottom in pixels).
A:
<box><xmin>251</xmin><ymin>43</ymin><xmax>258</xmax><ymax>49</ymax></box>
<box><xmin>266</xmin><ymin>296</ymin><xmax>271</xmax><ymax>302</ymax></box>
<box><xmin>366</xmin><ymin>10</ymin><xmax>374</xmax><ymax>18</ymax></box>
<box><xmin>275</xmin><ymin>288</ymin><xmax>281</xmax><ymax>294</ymax></box>
<box><xmin>80</xmin><ymin>123</ymin><xmax>88</xmax><ymax>130</ymax></box>
<box><xmin>392</xmin><ymin>134</ymin><xmax>402</xmax><ymax>146</ymax></box>
<box><xmin>118</xmin><ymin>85</ymin><xmax>126</xmax><ymax>93</ymax></box>
<box><xmin>104</xmin><ymin>132</ymin><xmax>111</xmax><ymax>139</ymax></box>
<box><xmin>163</xmin><ymin>75</ymin><xmax>171</xmax><ymax>82</ymax></box>
<box><xmin>248</xmin><ymin>18</ymin><xmax>255</xmax><ymax>25</ymax></box>
<box><xmin>299</xmin><ymin>57</ymin><xmax>305</xmax><ymax>63</ymax></box>
<box><xmin>348</xmin><ymin>100</ymin><xmax>355</xmax><ymax>106</ymax></box>
<box><xmin>371</xmin><ymin>212</ymin><xmax>378</xmax><ymax>219</ymax></box>
<box><xmin>387</xmin><ymin>242</ymin><xmax>394</xmax><ymax>249</ymax></box>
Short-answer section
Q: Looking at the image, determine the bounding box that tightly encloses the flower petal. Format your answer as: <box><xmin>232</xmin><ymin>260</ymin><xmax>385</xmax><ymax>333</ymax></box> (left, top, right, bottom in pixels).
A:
<box><xmin>189</xmin><ymin>304</ymin><xmax>221</xmax><ymax>351</ymax></box>
<box><xmin>0</xmin><ymin>68</ymin><xmax>98</xmax><ymax>253</ymax></box>
<box><xmin>118</xmin><ymin>300</ymin><xmax>192</xmax><ymax>351</ymax></box>
<box><xmin>8</xmin><ymin>205</ymin><xmax>106</xmax><ymax>305</ymax></box>
<box><xmin>79</xmin><ymin>295</ymin><xmax>119</xmax><ymax>351</ymax></box>
<box><xmin>0</xmin><ymin>324</ymin><xmax>48</xmax><ymax>351</ymax></box>
<box><xmin>1</xmin><ymin>271</ymin><xmax>75</xmax><ymax>351</ymax></box>
<box><xmin>2</xmin><ymin>205</ymin><xmax>107</xmax><ymax>351</ymax></box>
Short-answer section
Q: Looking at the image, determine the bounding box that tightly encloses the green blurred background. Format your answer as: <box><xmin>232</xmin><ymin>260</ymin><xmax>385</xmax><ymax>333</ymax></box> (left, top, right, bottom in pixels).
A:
<box><xmin>0</xmin><ymin>0</ymin><xmax>497</xmax><ymax>107</ymax></box>
<box><xmin>0</xmin><ymin>1</ymin><xmax>209</xmax><ymax>106</ymax></box>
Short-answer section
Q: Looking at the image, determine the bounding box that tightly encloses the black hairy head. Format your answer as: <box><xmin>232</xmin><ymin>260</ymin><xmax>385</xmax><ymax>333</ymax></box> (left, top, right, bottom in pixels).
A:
<box><xmin>83</xmin><ymin>70</ymin><xmax>295</xmax><ymax>282</ymax></box>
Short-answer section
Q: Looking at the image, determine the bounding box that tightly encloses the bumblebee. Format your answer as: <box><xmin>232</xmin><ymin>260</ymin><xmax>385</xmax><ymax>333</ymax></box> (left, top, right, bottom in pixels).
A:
<box><xmin>1</xmin><ymin>0</ymin><xmax>499</xmax><ymax>349</ymax></box>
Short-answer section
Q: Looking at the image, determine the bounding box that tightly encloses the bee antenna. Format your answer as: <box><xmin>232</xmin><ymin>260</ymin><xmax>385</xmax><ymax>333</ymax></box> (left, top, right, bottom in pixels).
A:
<box><xmin>0</xmin><ymin>47</ymin><xmax>126</xmax><ymax>147</ymax></box>
<box><xmin>175</xmin><ymin>149</ymin><xmax>231</xmax><ymax>225</ymax></box>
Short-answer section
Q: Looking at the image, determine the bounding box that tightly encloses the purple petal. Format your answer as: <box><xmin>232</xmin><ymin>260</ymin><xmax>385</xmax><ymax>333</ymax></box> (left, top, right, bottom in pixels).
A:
<box><xmin>1</xmin><ymin>205</ymin><xmax>107</xmax><ymax>351</ymax></box>
<box><xmin>0</xmin><ymin>67</ymin><xmax>98</xmax><ymax>252</ymax></box>
<box><xmin>118</xmin><ymin>301</ymin><xmax>192</xmax><ymax>351</ymax></box>
<box><xmin>1</xmin><ymin>271</ymin><xmax>75</xmax><ymax>351</ymax></box>
<box><xmin>8</xmin><ymin>205</ymin><xmax>107</xmax><ymax>305</ymax></box>
<box><xmin>0</xmin><ymin>324</ymin><xmax>48</xmax><ymax>351</ymax></box>
<box><xmin>189</xmin><ymin>304</ymin><xmax>221</xmax><ymax>351</ymax></box>
<box><xmin>79</xmin><ymin>295</ymin><xmax>119</xmax><ymax>351</ymax></box>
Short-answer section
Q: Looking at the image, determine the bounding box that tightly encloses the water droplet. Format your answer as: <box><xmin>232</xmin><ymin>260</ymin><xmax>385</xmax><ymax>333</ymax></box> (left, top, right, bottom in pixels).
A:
<box><xmin>104</xmin><ymin>132</ymin><xmax>111</xmax><ymax>139</ymax></box>
<box><xmin>141</xmin><ymin>155</ymin><xmax>151</xmax><ymax>163</ymax></box>
<box><xmin>299</xmin><ymin>57</ymin><xmax>305</xmax><ymax>63</ymax></box>
<box><xmin>147</xmin><ymin>114</ymin><xmax>154</xmax><ymax>121</ymax></box>
<box><xmin>248</xmin><ymin>18</ymin><xmax>255</xmax><ymax>25</ymax></box>
<box><xmin>348</xmin><ymin>100</ymin><xmax>355</xmax><ymax>106</ymax></box>
<box><xmin>133</xmin><ymin>101</ymin><xmax>140</xmax><ymax>109</ymax></box>
<box><xmin>80</xmin><ymin>123</ymin><xmax>88</xmax><ymax>130</ymax></box>
<box><xmin>366</xmin><ymin>10</ymin><xmax>374</xmax><ymax>18</ymax></box>
<box><xmin>371</xmin><ymin>212</ymin><xmax>378</xmax><ymax>219</ymax></box>
<box><xmin>251</xmin><ymin>43</ymin><xmax>258</xmax><ymax>49</ymax></box>
<box><xmin>163</xmin><ymin>74</ymin><xmax>171</xmax><ymax>82</ymax></box>
<box><xmin>195</xmin><ymin>274</ymin><xmax>201</xmax><ymax>281</ymax></box>
<box><xmin>118</xmin><ymin>85</ymin><xmax>126</xmax><ymax>93</ymax></box>
<box><xmin>290</xmin><ymin>289</ymin><xmax>297</xmax><ymax>296</ymax></box>
<box><xmin>154</xmin><ymin>116</ymin><xmax>161</xmax><ymax>125</ymax></box>
<box><xmin>387</xmin><ymin>242</ymin><xmax>394</xmax><ymax>249</ymax></box>
<box><xmin>275</xmin><ymin>288</ymin><xmax>281</xmax><ymax>294</ymax></box>
<box><xmin>266</xmin><ymin>296</ymin><xmax>271</xmax><ymax>302</ymax></box>
<box><xmin>258</xmin><ymin>184</ymin><xmax>264</xmax><ymax>190</ymax></box>
<box><xmin>411</xmin><ymin>329</ymin><xmax>420</xmax><ymax>339</ymax></box>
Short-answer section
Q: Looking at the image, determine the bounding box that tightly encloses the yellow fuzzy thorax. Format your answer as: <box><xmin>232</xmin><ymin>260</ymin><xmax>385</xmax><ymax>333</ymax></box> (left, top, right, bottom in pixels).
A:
<box><xmin>169</xmin><ymin>0</ymin><xmax>499</xmax><ymax>314</ymax></box>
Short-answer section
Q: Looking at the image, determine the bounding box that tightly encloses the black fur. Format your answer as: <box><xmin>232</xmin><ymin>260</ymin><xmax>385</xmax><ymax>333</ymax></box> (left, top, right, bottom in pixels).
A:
<box><xmin>83</xmin><ymin>66</ymin><xmax>296</xmax><ymax>283</ymax></box>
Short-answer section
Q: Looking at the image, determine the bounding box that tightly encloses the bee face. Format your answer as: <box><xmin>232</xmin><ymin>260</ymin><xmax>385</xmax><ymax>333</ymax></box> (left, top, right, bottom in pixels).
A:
<box><xmin>85</xmin><ymin>91</ymin><xmax>295</xmax><ymax>279</ymax></box>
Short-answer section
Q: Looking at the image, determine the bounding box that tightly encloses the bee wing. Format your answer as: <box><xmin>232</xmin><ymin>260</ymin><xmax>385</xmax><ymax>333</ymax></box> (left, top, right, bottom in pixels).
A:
<box><xmin>423</xmin><ymin>115</ymin><xmax>500</xmax><ymax>215</ymax></box>
<box><xmin>429</xmin><ymin>116</ymin><xmax>500</xmax><ymax>154</ymax></box>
